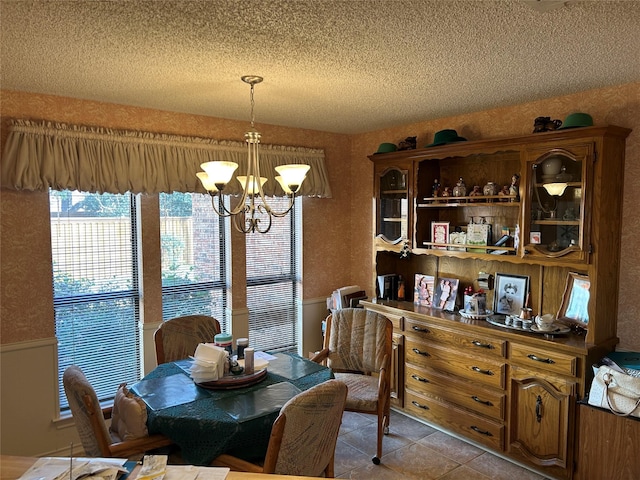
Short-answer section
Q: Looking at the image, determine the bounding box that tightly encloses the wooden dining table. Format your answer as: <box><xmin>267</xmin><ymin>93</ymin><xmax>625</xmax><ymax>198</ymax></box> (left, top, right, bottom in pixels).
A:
<box><xmin>0</xmin><ymin>455</ymin><xmax>319</xmax><ymax>480</ymax></box>
<box><xmin>130</xmin><ymin>353</ymin><xmax>333</xmax><ymax>466</ymax></box>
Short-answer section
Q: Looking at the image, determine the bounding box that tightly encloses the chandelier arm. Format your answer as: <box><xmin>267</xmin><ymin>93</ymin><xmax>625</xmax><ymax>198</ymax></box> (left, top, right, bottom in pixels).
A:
<box><xmin>207</xmin><ymin>192</ymin><xmax>234</xmax><ymax>217</ymax></box>
<box><xmin>265</xmin><ymin>194</ymin><xmax>296</xmax><ymax>217</ymax></box>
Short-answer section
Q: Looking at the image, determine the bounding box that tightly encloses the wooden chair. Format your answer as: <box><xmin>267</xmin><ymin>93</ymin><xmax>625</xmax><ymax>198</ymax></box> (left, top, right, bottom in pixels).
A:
<box><xmin>312</xmin><ymin>308</ymin><xmax>392</xmax><ymax>464</ymax></box>
<box><xmin>62</xmin><ymin>365</ymin><xmax>172</xmax><ymax>458</ymax></box>
<box><xmin>212</xmin><ymin>379</ymin><xmax>348</xmax><ymax>477</ymax></box>
<box><xmin>154</xmin><ymin>314</ymin><xmax>221</xmax><ymax>364</ymax></box>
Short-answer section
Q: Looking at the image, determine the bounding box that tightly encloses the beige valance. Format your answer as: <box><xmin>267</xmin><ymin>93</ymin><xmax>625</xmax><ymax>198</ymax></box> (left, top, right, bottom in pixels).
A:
<box><xmin>1</xmin><ymin>119</ymin><xmax>332</xmax><ymax>197</ymax></box>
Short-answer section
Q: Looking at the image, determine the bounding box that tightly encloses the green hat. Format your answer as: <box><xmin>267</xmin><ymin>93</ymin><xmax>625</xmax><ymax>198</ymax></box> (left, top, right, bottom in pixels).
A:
<box><xmin>558</xmin><ymin>112</ymin><xmax>593</xmax><ymax>129</ymax></box>
<box><xmin>374</xmin><ymin>142</ymin><xmax>397</xmax><ymax>154</ymax></box>
<box><xmin>425</xmin><ymin>129</ymin><xmax>467</xmax><ymax>147</ymax></box>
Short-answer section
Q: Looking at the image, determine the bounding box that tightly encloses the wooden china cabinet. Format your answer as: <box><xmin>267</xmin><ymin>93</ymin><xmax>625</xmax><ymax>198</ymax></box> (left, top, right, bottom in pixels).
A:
<box><xmin>365</xmin><ymin>125</ymin><xmax>631</xmax><ymax>480</ymax></box>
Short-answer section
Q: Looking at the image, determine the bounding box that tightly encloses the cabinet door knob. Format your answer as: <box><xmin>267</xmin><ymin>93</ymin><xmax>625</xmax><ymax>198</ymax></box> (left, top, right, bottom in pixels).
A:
<box><xmin>412</xmin><ymin>348</ymin><xmax>430</xmax><ymax>357</ymax></box>
<box><xmin>471</xmin><ymin>340</ymin><xmax>494</xmax><ymax>349</ymax></box>
<box><xmin>471</xmin><ymin>366</ymin><xmax>494</xmax><ymax>375</ymax></box>
<box><xmin>471</xmin><ymin>395</ymin><xmax>494</xmax><ymax>406</ymax></box>
<box><xmin>527</xmin><ymin>354</ymin><xmax>555</xmax><ymax>364</ymax></box>
<box><xmin>536</xmin><ymin>395</ymin><xmax>543</xmax><ymax>423</ymax></box>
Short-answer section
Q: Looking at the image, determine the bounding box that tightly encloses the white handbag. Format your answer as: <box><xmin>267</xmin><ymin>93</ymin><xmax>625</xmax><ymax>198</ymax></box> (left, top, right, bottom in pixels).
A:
<box><xmin>588</xmin><ymin>365</ymin><xmax>640</xmax><ymax>417</ymax></box>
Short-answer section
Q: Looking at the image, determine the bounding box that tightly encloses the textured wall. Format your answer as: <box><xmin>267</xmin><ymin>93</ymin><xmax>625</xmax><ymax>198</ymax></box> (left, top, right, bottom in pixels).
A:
<box><xmin>0</xmin><ymin>90</ymin><xmax>352</xmax><ymax>344</ymax></box>
<box><xmin>2</xmin><ymin>83</ymin><xmax>639</xmax><ymax>351</ymax></box>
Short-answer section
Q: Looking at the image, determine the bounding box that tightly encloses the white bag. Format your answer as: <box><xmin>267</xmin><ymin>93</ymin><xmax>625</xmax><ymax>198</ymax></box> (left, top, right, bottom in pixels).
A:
<box><xmin>588</xmin><ymin>365</ymin><xmax>640</xmax><ymax>417</ymax></box>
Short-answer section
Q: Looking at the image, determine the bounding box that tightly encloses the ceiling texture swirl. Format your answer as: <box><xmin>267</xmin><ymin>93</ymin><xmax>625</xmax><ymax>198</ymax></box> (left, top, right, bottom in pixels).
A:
<box><xmin>1</xmin><ymin>0</ymin><xmax>639</xmax><ymax>134</ymax></box>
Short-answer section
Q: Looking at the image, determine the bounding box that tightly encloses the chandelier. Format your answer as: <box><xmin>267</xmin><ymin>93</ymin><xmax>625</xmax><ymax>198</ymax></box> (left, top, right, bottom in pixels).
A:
<box><xmin>197</xmin><ymin>75</ymin><xmax>310</xmax><ymax>233</ymax></box>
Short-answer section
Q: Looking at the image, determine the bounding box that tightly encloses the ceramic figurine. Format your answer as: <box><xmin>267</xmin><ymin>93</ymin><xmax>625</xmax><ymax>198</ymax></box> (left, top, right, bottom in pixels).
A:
<box><xmin>452</xmin><ymin>177</ymin><xmax>467</xmax><ymax>197</ymax></box>
<box><xmin>483</xmin><ymin>181</ymin><xmax>498</xmax><ymax>197</ymax></box>
<box><xmin>432</xmin><ymin>179</ymin><xmax>441</xmax><ymax>198</ymax></box>
<box><xmin>509</xmin><ymin>174</ymin><xmax>520</xmax><ymax>201</ymax></box>
<box><xmin>469</xmin><ymin>185</ymin><xmax>482</xmax><ymax>202</ymax></box>
<box><xmin>499</xmin><ymin>185</ymin><xmax>510</xmax><ymax>201</ymax></box>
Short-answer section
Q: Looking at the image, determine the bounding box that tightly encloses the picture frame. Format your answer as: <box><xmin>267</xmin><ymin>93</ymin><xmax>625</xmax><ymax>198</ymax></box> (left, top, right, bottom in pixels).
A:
<box><xmin>493</xmin><ymin>273</ymin><xmax>529</xmax><ymax>316</ymax></box>
<box><xmin>557</xmin><ymin>272</ymin><xmax>590</xmax><ymax>326</ymax></box>
<box><xmin>431</xmin><ymin>221</ymin><xmax>450</xmax><ymax>250</ymax></box>
<box><xmin>414</xmin><ymin>274</ymin><xmax>435</xmax><ymax>307</ymax></box>
<box><xmin>432</xmin><ymin>277</ymin><xmax>459</xmax><ymax>311</ymax></box>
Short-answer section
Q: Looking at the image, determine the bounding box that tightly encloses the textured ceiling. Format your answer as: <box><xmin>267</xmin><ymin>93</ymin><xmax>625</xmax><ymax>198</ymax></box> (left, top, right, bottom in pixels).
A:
<box><xmin>1</xmin><ymin>0</ymin><xmax>639</xmax><ymax>134</ymax></box>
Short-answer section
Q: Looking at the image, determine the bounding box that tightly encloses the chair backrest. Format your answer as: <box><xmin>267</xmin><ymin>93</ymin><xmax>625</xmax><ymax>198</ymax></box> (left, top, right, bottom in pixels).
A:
<box><xmin>263</xmin><ymin>379</ymin><xmax>348</xmax><ymax>477</ymax></box>
<box><xmin>63</xmin><ymin>365</ymin><xmax>111</xmax><ymax>457</ymax></box>
<box><xmin>325</xmin><ymin>308</ymin><xmax>392</xmax><ymax>373</ymax></box>
<box><xmin>154</xmin><ymin>314</ymin><xmax>221</xmax><ymax>364</ymax></box>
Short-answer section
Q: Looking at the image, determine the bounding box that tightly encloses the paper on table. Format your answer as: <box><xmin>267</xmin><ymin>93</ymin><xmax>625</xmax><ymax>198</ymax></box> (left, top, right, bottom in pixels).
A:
<box><xmin>161</xmin><ymin>466</ymin><xmax>230</xmax><ymax>480</ymax></box>
<box><xmin>18</xmin><ymin>457</ymin><xmax>128</xmax><ymax>480</ymax></box>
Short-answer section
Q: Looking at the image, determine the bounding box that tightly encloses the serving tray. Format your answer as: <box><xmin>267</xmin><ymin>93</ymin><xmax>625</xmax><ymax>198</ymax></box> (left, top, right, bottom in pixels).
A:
<box><xmin>196</xmin><ymin>367</ymin><xmax>267</xmax><ymax>390</ymax></box>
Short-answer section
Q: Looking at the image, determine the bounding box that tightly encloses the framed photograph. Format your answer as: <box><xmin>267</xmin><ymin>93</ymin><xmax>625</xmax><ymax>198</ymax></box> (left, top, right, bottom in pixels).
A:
<box><xmin>557</xmin><ymin>272</ymin><xmax>590</xmax><ymax>326</ymax></box>
<box><xmin>431</xmin><ymin>221</ymin><xmax>450</xmax><ymax>250</ymax></box>
<box><xmin>530</xmin><ymin>231</ymin><xmax>541</xmax><ymax>244</ymax></box>
<box><xmin>414</xmin><ymin>274</ymin><xmax>435</xmax><ymax>307</ymax></box>
<box><xmin>493</xmin><ymin>273</ymin><xmax>529</xmax><ymax>315</ymax></box>
<box><xmin>432</xmin><ymin>277</ymin><xmax>459</xmax><ymax>311</ymax></box>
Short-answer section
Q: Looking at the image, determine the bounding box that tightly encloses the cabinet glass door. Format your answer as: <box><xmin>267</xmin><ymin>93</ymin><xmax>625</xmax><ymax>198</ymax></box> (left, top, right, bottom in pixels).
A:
<box><xmin>527</xmin><ymin>146</ymin><xmax>591</xmax><ymax>261</ymax></box>
<box><xmin>378</xmin><ymin>168</ymin><xmax>409</xmax><ymax>244</ymax></box>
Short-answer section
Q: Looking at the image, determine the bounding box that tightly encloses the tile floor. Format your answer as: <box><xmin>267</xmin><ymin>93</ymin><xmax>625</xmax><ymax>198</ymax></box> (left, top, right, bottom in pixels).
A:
<box><xmin>335</xmin><ymin>410</ymin><xmax>552</xmax><ymax>480</ymax></box>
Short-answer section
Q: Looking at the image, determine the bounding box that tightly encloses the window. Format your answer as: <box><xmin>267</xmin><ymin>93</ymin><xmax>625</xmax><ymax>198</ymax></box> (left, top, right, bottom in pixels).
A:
<box><xmin>51</xmin><ymin>191</ymin><xmax>140</xmax><ymax>410</ymax></box>
<box><xmin>159</xmin><ymin>193</ymin><xmax>228</xmax><ymax>329</ymax></box>
<box><xmin>246</xmin><ymin>197</ymin><xmax>302</xmax><ymax>353</ymax></box>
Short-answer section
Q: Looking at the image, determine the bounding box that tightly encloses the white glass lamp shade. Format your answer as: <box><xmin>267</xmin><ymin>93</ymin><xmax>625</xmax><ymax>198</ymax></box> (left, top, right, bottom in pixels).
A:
<box><xmin>200</xmin><ymin>161</ymin><xmax>239</xmax><ymax>189</ymax></box>
<box><xmin>275</xmin><ymin>176</ymin><xmax>293</xmax><ymax>194</ymax></box>
<box><xmin>237</xmin><ymin>175</ymin><xmax>268</xmax><ymax>195</ymax></box>
<box><xmin>543</xmin><ymin>182</ymin><xmax>568</xmax><ymax>196</ymax></box>
<box><xmin>196</xmin><ymin>172</ymin><xmax>219</xmax><ymax>192</ymax></box>
<box><xmin>275</xmin><ymin>164</ymin><xmax>310</xmax><ymax>193</ymax></box>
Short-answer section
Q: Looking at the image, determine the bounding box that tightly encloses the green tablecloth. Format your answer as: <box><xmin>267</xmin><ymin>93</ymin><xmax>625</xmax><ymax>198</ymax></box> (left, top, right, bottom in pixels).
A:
<box><xmin>131</xmin><ymin>353</ymin><xmax>333</xmax><ymax>465</ymax></box>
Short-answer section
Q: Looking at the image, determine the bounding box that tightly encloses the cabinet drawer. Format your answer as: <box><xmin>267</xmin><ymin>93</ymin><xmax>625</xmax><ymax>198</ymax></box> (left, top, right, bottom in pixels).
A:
<box><xmin>405</xmin><ymin>364</ymin><xmax>505</xmax><ymax>421</ymax></box>
<box><xmin>509</xmin><ymin>343</ymin><xmax>578</xmax><ymax>377</ymax></box>
<box><xmin>404</xmin><ymin>317</ymin><xmax>506</xmax><ymax>359</ymax></box>
<box><xmin>406</xmin><ymin>338</ymin><xmax>506</xmax><ymax>389</ymax></box>
<box><xmin>405</xmin><ymin>389</ymin><xmax>504</xmax><ymax>451</ymax></box>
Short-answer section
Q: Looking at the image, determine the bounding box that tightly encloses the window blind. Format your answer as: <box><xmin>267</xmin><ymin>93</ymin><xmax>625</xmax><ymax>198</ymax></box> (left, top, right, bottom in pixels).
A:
<box><xmin>160</xmin><ymin>192</ymin><xmax>228</xmax><ymax>329</ymax></box>
<box><xmin>246</xmin><ymin>197</ymin><xmax>301</xmax><ymax>353</ymax></box>
<box><xmin>51</xmin><ymin>191</ymin><xmax>140</xmax><ymax>410</ymax></box>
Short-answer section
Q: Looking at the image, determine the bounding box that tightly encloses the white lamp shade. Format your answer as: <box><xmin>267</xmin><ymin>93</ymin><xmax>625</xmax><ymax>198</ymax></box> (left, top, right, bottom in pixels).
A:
<box><xmin>200</xmin><ymin>161</ymin><xmax>239</xmax><ymax>186</ymax></box>
<box><xmin>237</xmin><ymin>175</ymin><xmax>268</xmax><ymax>195</ymax></box>
<box><xmin>543</xmin><ymin>182</ymin><xmax>568</xmax><ymax>196</ymax></box>
<box><xmin>275</xmin><ymin>164</ymin><xmax>310</xmax><ymax>193</ymax></box>
<box><xmin>196</xmin><ymin>172</ymin><xmax>219</xmax><ymax>192</ymax></box>
<box><xmin>275</xmin><ymin>176</ymin><xmax>293</xmax><ymax>194</ymax></box>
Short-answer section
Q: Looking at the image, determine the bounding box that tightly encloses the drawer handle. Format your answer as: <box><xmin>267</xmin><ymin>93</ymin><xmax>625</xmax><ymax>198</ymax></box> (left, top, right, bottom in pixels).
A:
<box><xmin>471</xmin><ymin>366</ymin><xmax>494</xmax><ymax>376</ymax></box>
<box><xmin>411</xmin><ymin>400</ymin><xmax>430</xmax><ymax>410</ymax></box>
<box><xmin>470</xmin><ymin>426</ymin><xmax>493</xmax><ymax>437</ymax></box>
<box><xmin>411</xmin><ymin>374</ymin><xmax>429</xmax><ymax>383</ymax></box>
<box><xmin>471</xmin><ymin>340</ymin><xmax>494</xmax><ymax>349</ymax></box>
<box><xmin>412</xmin><ymin>348</ymin><xmax>431</xmax><ymax>357</ymax></box>
<box><xmin>527</xmin><ymin>354</ymin><xmax>555</xmax><ymax>364</ymax></box>
<box><xmin>471</xmin><ymin>395</ymin><xmax>494</xmax><ymax>406</ymax></box>
<box><xmin>412</xmin><ymin>325</ymin><xmax>431</xmax><ymax>333</ymax></box>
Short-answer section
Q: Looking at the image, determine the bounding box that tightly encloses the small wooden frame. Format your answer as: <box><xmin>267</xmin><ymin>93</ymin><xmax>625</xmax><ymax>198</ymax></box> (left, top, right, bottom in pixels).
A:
<box><xmin>557</xmin><ymin>272</ymin><xmax>590</xmax><ymax>326</ymax></box>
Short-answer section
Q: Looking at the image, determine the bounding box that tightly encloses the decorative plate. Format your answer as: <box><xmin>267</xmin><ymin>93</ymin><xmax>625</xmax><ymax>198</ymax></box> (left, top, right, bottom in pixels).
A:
<box><xmin>530</xmin><ymin>324</ymin><xmax>571</xmax><ymax>335</ymax></box>
<box><xmin>459</xmin><ymin>309</ymin><xmax>494</xmax><ymax>319</ymax></box>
